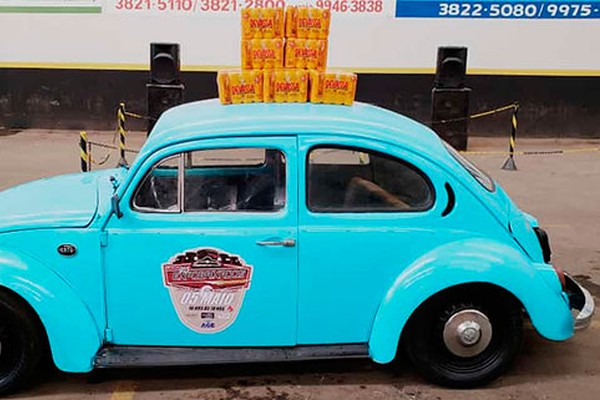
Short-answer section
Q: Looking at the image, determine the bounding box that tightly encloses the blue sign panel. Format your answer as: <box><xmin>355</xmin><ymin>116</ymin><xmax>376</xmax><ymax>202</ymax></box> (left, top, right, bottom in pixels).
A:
<box><xmin>396</xmin><ymin>1</ymin><xmax>600</xmax><ymax>18</ymax></box>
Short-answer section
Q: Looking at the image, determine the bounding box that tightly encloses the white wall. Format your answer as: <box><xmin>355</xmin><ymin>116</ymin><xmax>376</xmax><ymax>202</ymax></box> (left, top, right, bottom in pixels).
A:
<box><xmin>1</xmin><ymin>0</ymin><xmax>599</xmax><ymax>75</ymax></box>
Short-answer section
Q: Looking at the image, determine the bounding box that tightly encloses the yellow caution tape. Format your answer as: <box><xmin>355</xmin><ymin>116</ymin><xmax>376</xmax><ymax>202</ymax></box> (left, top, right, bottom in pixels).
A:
<box><xmin>462</xmin><ymin>147</ymin><xmax>600</xmax><ymax>156</ymax></box>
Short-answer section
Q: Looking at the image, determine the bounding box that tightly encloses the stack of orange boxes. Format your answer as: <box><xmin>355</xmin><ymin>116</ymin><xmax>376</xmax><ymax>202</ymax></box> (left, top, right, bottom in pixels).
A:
<box><xmin>217</xmin><ymin>6</ymin><xmax>357</xmax><ymax>106</ymax></box>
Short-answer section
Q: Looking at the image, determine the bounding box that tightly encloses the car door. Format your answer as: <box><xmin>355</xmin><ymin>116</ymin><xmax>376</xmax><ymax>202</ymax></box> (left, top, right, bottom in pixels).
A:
<box><xmin>104</xmin><ymin>136</ymin><xmax>298</xmax><ymax>347</ymax></box>
<box><xmin>297</xmin><ymin>135</ymin><xmax>445</xmax><ymax>345</ymax></box>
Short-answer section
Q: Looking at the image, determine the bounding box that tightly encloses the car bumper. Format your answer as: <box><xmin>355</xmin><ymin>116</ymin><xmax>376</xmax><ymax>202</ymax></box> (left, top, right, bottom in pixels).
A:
<box><xmin>565</xmin><ymin>273</ymin><xmax>595</xmax><ymax>331</ymax></box>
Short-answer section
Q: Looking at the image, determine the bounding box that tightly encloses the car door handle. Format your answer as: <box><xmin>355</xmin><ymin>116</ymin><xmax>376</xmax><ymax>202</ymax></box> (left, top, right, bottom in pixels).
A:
<box><xmin>256</xmin><ymin>239</ymin><xmax>296</xmax><ymax>247</ymax></box>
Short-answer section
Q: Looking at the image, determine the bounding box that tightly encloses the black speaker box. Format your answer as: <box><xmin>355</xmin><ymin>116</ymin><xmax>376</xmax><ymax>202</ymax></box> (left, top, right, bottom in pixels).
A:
<box><xmin>151</xmin><ymin>43</ymin><xmax>181</xmax><ymax>84</ymax></box>
<box><xmin>147</xmin><ymin>83</ymin><xmax>185</xmax><ymax>134</ymax></box>
<box><xmin>435</xmin><ymin>47</ymin><xmax>468</xmax><ymax>89</ymax></box>
<box><xmin>431</xmin><ymin>88</ymin><xmax>471</xmax><ymax>150</ymax></box>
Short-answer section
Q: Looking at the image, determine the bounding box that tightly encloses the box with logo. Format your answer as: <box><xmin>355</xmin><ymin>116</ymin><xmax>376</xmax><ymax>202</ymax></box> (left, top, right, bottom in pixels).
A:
<box><xmin>241</xmin><ymin>8</ymin><xmax>284</xmax><ymax>39</ymax></box>
<box><xmin>241</xmin><ymin>38</ymin><xmax>284</xmax><ymax>70</ymax></box>
<box><xmin>309</xmin><ymin>71</ymin><xmax>358</xmax><ymax>106</ymax></box>
<box><xmin>264</xmin><ymin>69</ymin><xmax>309</xmax><ymax>103</ymax></box>
<box><xmin>217</xmin><ymin>70</ymin><xmax>264</xmax><ymax>105</ymax></box>
<box><xmin>285</xmin><ymin>39</ymin><xmax>328</xmax><ymax>71</ymax></box>
<box><xmin>285</xmin><ymin>6</ymin><xmax>331</xmax><ymax>39</ymax></box>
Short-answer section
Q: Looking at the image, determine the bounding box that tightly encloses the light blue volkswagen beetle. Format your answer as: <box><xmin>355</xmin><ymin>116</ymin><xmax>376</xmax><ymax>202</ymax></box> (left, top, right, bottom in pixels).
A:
<box><xmin>0</xmin><ymin>99</ymin><xmax>593</xmax><ymax>394</ymax></box>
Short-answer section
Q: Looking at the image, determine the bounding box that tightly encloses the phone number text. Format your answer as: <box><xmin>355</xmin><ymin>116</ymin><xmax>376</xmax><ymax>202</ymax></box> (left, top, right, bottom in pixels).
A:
<box><xmin>113</xmin><ymin>0</ymin><xmax>385</xmax><ymax>13</ymax></box>
<box><xmin>395</xmin><ymin>1</ymin><xmax>600</xmax><ymax>18</ymax></box>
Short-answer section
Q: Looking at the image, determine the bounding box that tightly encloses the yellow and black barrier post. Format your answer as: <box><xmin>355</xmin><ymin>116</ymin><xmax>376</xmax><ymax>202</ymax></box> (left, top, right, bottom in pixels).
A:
<box><xmin>80</xmin><ymin>131</ymin><xmax>90</xmax><ymax>172</ymax></box>
<box><xmin>502</xmin><ymin>104</ymin><xmax>519</xmax><ymax>171</ymax></box>
<box><xmin>117</xmin><ymin>103</ymin><xmax>127</xmax><ymax>166</ymax></box>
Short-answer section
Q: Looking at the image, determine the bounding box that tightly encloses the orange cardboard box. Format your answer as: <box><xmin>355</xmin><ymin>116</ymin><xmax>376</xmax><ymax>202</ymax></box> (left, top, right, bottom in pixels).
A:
<box><xmin>217</xmin><ymin>70</ymin><xmax>264</xmax><ymax>104</ymax></box>
<box><xmin>241</xmin><ymin>38</ymin><xmax>284</xmax><ymax>70</ymax></box>
<box><xmin>309</xmin><ymin>71</ymin><xmax>358</xmax><ymax>106</ymax></box>
<box><xmin>241</xmin><ymin>8</ymin><xmax>284</xmax><ymax>39</ymax></box>
<box><xmin>285</xmin><ymin>39</ymin><xmax>327</xmax><ymax>71</ymax></box>
<box><xmin>285</xmin><ymin>6</ymin><xmax>331</xmax><ymax>39</ymax></box>
<box><xmin>264</xmin><ymin>69</ymin><xmax>309</xmax><ymax>103</ymax></box>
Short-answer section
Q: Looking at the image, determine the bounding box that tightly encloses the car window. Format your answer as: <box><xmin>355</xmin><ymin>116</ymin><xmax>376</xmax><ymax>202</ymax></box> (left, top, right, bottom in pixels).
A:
<box><xmin>307</xmin><ymin>146</ymin><xmax>434</xmax><ymax>212</ymax></box>
<box><xmin>133</xmin><ymin>155</ymin><xmax>180</xmax><ymax>212</ymax></box>
<box><xmin>184</xmin><ymin>148</ymin><xmax>285</xmax><ymax>212</ymax></box>
<box><xmin>443</xmin><ymin>142</ymin><xmax>495</xmax><ymax>192</ymax></box>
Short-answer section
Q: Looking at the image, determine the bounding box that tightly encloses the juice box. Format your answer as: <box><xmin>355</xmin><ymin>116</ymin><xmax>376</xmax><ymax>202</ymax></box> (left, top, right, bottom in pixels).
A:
<box><xmin>285</xmin><ymin>6</ymin><xmax>331</xmax><ymax>39</ymax></box>
<box><xmin>285</xmin><ymin>39</ymin><xmax>328</xmax><ymax>71</ymax></box>
<box><xmin>241</xmin><ymin>38</ymin><xmax>284</xmax><ymax>70</ymax></box>
<box><xmin>309</xmin><ymin>71</ymin><xmax>358</xmax><ymax>106</ymax></box>
<box><xmin>217</xmin><ymin>70</ymin><xmax>264</xmax><ymax>105</ymax></box>
<box><xmin>264</xmin><ymin>69</ymin><xmax>309</xmax><ymax>103</ymax></box>
<box><xmin>241</xmin><ymin>8</ymin><xmax>284</xmax><ymax>39</ymax></box>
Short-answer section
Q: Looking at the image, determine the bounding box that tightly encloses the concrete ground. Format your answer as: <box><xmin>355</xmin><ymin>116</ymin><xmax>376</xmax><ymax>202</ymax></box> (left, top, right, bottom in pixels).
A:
<box><xmin>0</xmin><ymin>130</ymin><xmax>599</xmax><ymax>400</ymax></box>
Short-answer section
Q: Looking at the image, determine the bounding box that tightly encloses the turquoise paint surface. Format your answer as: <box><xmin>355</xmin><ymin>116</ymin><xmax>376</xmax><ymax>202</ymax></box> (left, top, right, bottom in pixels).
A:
<box><xmin>0</xmin><ymin>100</ymin><xmax>573</xmax><ymax>371</ymax></box>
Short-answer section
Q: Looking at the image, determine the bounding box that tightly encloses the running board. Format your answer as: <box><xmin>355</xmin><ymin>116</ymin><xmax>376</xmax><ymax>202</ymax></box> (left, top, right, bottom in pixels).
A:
<box><xmin>95</xmin><ymin>344</ymin><xmax>370</xmax><ymax>368</ymax></box>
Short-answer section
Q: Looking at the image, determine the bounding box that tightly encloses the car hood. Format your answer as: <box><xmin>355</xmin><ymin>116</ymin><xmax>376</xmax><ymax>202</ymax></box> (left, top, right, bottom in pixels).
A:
<box><xmin>0</xmin><ymin>170</ymin><xmax>118</xmax><ymax>234</ymax></box>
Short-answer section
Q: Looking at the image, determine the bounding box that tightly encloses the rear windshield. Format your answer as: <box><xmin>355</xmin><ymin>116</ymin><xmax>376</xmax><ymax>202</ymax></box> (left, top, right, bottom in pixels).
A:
<box><xmin>443</xmin><ymin>142</ymin><xmax>495</xmax><ymax>192</ymax></box>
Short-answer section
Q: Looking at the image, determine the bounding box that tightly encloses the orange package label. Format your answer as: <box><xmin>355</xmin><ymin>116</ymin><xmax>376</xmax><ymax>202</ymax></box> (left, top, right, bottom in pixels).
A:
<box><xmin>241</xmin><ymin>8</ymin><xmax>284</xmax><ymax>39</ymax></box>
<box><xmin>241</xmin><ymin>39</ymin><xmax>284</xmax><ymax>70</ymax></box>
<box><xmin>217</xmin><ymin>70</ymin><xmax>264</xmax><ymax>105</ymax></box>
<box><xmin>309</xmin><ymin>71</ymin><xmax>358</xmax><ymax>106</ymax></box>
<box><xmin>285</xmin><ymin>39</ymin><xmax>328</xmax><ymax>71</ymax></box>
<box><xmin>264</xmin><ymin>69</ymin><xmax>309</xmax><ymax>103</ymax></box>
<box><xmin>285</xmin><ymin>6</ymin><xmax>330</xmax><ymax>39</ymax></box>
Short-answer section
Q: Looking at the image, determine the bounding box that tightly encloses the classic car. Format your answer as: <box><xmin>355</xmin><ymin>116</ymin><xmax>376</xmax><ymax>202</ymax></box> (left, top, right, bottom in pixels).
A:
<box><xmin>0</xmin><ymin>99</ymin><xmax>593</xmax><ymax>393</ymax></box>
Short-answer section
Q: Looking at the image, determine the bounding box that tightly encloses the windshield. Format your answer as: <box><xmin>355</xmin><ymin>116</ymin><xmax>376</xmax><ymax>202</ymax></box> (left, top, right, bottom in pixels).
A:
<box><xmin>443</xmin><ymin>142</ymin><xmax>495</xmax><ymax>192</ymax></box>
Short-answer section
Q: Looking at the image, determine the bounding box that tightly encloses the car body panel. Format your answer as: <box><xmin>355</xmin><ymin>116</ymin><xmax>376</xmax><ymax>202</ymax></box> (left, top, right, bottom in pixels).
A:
<box><xmin>0</xmin><ymin>245</ymin><xmax>102</xmax><ymax>372</ymax></box>
<box><xmin>368</xmin><ymin>238</ymin><xmax>573</xmax><ymax>363</ymax></box>
<box><xmin>0</xmin><ymin>100</ymin><xmax>583</xmax><ymax>374</ymax></box>
<box><xmin>0</xmin><ymin>172</ymin><xmax>99</xmax><ymax>234</ymax></box>
<box><xmin>104</xmin><ymin>136</ymin><xmax>299</xmax><ymax>347</ymax></box>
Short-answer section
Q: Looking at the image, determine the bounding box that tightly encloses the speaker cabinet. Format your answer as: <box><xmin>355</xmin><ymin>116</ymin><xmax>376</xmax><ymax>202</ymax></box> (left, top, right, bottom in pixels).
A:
<box><xmin>150</xmin><ymin>43</ymin><xmax>181</xmax><ymax>84</ymax></box>
<box><xmin>431</xmin><ymin>88</ymin><xmax>471</xmax><ymax>150</ymax></box>
<box><xmin>147</xmin><ymin>83</ymin><xmax>185</xmax><ymax>134</ymax></box>
<box><xmin>435</xmin><ymin>47</ymin><xmax>468</xmax><ymax>89</ymax></box>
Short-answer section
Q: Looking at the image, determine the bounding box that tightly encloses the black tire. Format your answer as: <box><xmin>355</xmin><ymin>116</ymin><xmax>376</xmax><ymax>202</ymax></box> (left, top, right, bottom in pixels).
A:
<box><xmin>0</xmin><ymin>293</ymin><xmax>44</xmax><ymax>395</ymax></box>
<box><xmin>404</xmin><ymin>285</ymin><xmax>523</xmax><ymax>388</ymax></box>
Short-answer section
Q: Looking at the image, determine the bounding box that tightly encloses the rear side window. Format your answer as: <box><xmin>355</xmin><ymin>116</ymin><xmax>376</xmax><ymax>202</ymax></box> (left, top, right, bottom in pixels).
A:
<box><xmin>443</xmin><ymin>142</ymin><xmax>495</xmax><ymax>192</ymax></box>
<box><xmin>307</xmin><ymin>146</ymin><xmax>434</xmax><ymax>212</ymax></box>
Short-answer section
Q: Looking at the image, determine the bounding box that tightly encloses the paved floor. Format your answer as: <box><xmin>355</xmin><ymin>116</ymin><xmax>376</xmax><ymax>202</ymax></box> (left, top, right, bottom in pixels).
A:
<box><xmin>0</xmin><ymin>130</ymin><xmax>599</xmax><ymax>400</ymax></box>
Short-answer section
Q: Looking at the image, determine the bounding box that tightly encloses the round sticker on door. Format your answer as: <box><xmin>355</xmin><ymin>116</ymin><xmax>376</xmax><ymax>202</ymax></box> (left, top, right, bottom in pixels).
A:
<box><xmin>162</xmin><ymin>248</ymin><xmax>253</xmax><ymax>334</ymax></box>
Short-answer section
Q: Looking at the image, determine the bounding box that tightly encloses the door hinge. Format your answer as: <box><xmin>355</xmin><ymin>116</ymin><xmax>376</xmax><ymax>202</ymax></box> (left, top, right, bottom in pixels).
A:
<box><xmin>104</xmin><ymin>328</ymin><xmax>113</xmax><ymax>343</ymax></box>
<box><xmin>100</xmin><ymin>231</ymin><xmax>108</xmax><ymax>247</ymax></box>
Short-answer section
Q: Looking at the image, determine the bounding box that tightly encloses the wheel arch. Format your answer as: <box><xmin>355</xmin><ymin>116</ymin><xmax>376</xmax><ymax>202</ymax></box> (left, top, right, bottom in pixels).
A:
<box><xmin>368</xmin><ymin>239</ymin><xmax>574</xmax><ymax>364</ymax></box>
<box><xmin>0</xmin><ymin>248</ymin><xmax>102</xmax><ymax>372</ymax></box>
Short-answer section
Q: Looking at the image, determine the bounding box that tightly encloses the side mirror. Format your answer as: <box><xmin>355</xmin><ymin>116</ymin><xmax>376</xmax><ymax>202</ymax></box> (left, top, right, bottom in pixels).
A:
<box><xmin>111</xmin><ymin>194</ymin><xmax>123</xmax><ymax>219</ymax></box>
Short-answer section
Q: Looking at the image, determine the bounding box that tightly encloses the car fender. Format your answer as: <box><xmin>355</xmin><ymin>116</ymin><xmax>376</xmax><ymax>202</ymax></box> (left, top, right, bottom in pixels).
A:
<box><xmin>0</xmin><ymin>248</ymin><xmax>101</xmax><ymax>372</ymax></box>
<box><xmin>368</xmin><ymin>238</ymin><xmax>573</xmax><ymax>364</ymax></box>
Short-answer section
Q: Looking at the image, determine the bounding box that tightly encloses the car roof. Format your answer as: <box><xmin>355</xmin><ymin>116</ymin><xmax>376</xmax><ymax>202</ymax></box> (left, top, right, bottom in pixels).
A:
<box><xmin>142</xmin><ymin>99</ymin><xmax>448</xmax><ymax>162</ymax></box>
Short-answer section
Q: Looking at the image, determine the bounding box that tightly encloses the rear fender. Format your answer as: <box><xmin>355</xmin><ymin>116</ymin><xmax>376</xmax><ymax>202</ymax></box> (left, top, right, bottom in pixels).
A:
<box><xmin>0</xmin><ymin>248</ymin><xmax>101</xmax><ymax>372</ymax></box>
<box><xmin>368</xmin><ymin>239</ymin><xmax>573</xmax><ymax>364</ymax></box>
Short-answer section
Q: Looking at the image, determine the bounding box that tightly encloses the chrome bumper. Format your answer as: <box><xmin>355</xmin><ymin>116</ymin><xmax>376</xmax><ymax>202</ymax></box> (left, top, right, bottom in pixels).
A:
<box><xmin>565</xmin><ymin>273</ymin><xmax>595</xmax><ymax>331</ymax></box>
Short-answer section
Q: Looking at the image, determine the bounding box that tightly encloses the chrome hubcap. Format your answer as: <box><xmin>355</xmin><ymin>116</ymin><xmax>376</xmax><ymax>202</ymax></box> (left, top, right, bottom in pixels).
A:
<box><xmin>443</xmin><ymin>309</ymin><xmax>492</xmax><ymax>358</ymax></box>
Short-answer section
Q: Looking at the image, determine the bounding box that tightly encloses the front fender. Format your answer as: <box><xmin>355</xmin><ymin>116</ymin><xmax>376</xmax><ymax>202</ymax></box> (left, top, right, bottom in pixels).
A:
<box><xmin>368</xmin><ymin>239</ymin><xmax>573</xmax><ymax>364</ymax></box>
<box><xmin>0</xmin><ymin>248</ymin><xmax>101</xmax><ymax>372</ymax></box>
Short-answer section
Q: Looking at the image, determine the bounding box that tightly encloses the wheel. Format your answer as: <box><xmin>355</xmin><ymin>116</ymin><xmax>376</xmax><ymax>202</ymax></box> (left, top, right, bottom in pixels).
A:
<box><xmin>0</xmin><ymin>293</ymin><xmax>44</xmax><ymax>395</ymax></box>
<box><xmin>403</xmin><ymin>286</ymin><xmax>523</xmax><ymax>388</ymax></box>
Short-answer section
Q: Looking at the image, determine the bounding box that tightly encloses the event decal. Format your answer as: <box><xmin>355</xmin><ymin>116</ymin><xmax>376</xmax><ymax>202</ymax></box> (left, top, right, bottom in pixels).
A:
<box><xmin>162</xmin><ymin>248</ymin><xmax>253</xmax><ymax>333</ymax></box>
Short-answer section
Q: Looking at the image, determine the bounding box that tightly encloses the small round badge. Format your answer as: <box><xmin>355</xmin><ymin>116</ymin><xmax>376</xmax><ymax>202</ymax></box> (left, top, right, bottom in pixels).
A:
<box><xmin>57</xmin><ymin>244</ymin><xmax>77</xmax><ymax>256</ymax></box>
